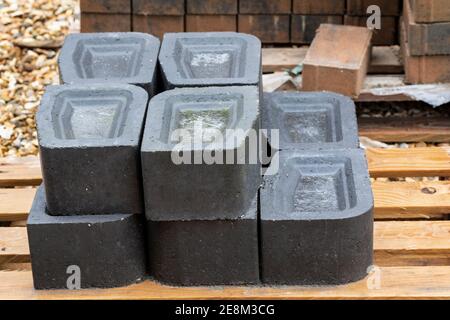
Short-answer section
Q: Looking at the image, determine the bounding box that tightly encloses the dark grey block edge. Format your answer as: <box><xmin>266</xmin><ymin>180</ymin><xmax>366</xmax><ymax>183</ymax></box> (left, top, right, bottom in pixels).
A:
<box><xmin>27</xmin><ymin>186</ymin><xmax>147</xmax><ymax>290</ymax></box>
<box><xmin>147</xmin><ymin>196</ymin><xmax>259</xmax><ymax>286</ymax></box>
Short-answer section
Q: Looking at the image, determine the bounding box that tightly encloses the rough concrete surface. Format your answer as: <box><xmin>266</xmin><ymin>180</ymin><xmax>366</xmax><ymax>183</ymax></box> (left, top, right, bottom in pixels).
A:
<box><xmin>262</xmin><ymin>92</ymin><xmax>359</xmax><ymax>151</ymax></box>
<box><xmin>260</xmin><ymin>149</ymin><xmax>373</xmax><ymax>285</ymax></box>
<box><xmin>158</xmin><ymin>32</ymin><xmax>261</xmax><ymax>89</ymax></box>
<box><xmin>147</xmin><ymin>195</ymin><xmax>259</xmax><ymax>286</ymax></box>
<box><xmin>27</xmin><ymin>186</ymin><xmax>147</xmax><ymax>290</ymax></box>
<box><xmin>58</xmin><ymin>32</ymin><xmax>160</xmax><ymax>95</ymax></box>
<box><xmin>141</xmin><ymin>86</ymin><xmax>261</xmax><ymax>220</ymax></box>
<box><xmin>37</xmin><ymin>84</ymin><xmax>148</xmax><ymax>215</ymax></box>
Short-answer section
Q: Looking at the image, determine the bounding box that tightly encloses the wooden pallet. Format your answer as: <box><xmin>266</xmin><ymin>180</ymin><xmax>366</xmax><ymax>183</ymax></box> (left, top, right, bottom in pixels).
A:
<box><xmin>1</xmin><ymin>144</ymin><xmax>450</xmax><ymax>299</ymax></box>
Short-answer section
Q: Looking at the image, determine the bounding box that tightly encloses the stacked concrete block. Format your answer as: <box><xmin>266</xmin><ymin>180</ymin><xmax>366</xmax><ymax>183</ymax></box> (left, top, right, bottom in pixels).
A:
<box><xmin>158</xmin><ymin>32</ymin><xmax>262</xmax><ymax>91</ymax></box>
<box><xmin>28</xmin><ymin>83</ymin><xmax>149</xmax><ymax>289</ymax></box>
<box><xmin>141</xmin><ymin>86</ymin><xmax>261</xmax><ymax>285</ymax></box>
<box><xmin>238</xmin><ymin>0</ymin><xmax>291</xmax><ymax>43</ymax></box>
<box><xmin>260</xmin><ymin>91</ymin><xmax>373</xmax><ymax>285</ymax></box>
<box><xmin>186</xmin><ymin>0</ymin><xmax>237</xmax><ymax>32</ymax></box>
<box><xmin>260</xmin><ymin>149</ymin><xmax>373</xmax><ymax>285</ymax></box>
<box><xmin>402</xmin><ymin>0</ymin><xmax>450</xmax><ymax>83</ymax></box>
<box><xmin>291</xmin><ymin>0</ymin><xmax>345</xmax><ymax>44</ymax></box>
<box><xmin>58</xmin><ymin>32</ymin><xmax>160</xmax><ymax>96</ymax></box>
<box><xmin>80</xmin><ymin>0</ymin><xmax>131</xmax><ymax>32</ymax></box>
<box><xmin>262</xmin><ymin>92</ymin><xmax>359</xmax><ymax>151</ymax></box>
<box><xmin>344</xmin><ymin>0</ymin><xmax>401</xmax><ymax>45</ymax></box>
<box><xmin>28</xmin><ymin>187</ymin><xmax>147</xmax><ymax>289</ymax></box>
<box><xmin>132</xmin><ymin>0</ymin><xmax>185</xmax><ymax>40</ymax></box>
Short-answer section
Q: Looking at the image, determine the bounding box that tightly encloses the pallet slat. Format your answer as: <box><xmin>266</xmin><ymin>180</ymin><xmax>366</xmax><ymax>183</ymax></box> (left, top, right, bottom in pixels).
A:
<box><xmin>262</xmin><ymin>46</ymin><xmax>403</xmax><ymax>74</ymax></box>
<box><xmin>1</xmin><ymin>266</ymin><xmax>450</xmax><ymax>299</ymax></box>
<box><xmin>1</xmin><ymin>148</ymin><xmax>449</xmax><ymax>188</ymax></box>
<box><xmin>1</xmin><ymin>179</ymin><xmax>450</xmax><ymax>222</ymax></box>
<box><xmin>2</xmin><ymin>221</ymin><xmax>450</xmax><ymax>267</ymax></box>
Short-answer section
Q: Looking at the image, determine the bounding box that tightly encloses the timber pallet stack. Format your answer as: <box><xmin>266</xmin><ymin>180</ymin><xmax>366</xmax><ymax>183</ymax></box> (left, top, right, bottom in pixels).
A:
<box><xmin>1</xmin><ymin>144</ymin><xmax>450</xmax><ymax>298</ymax></box>
<box><xmin>80</xmin><ymin>0</ymin><xmax>402</xmax><ymax>44</ymax></box>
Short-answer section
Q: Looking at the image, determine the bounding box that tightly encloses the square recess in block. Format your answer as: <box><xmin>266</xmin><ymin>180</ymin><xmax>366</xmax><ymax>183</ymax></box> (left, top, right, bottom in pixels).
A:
<box><xmin>58</xmin><ymin>32</ymin><xmax>160</xmax><ymax>95</ymax></box>
<box><xmin>27</xmin><ymin>186</ymin><xmax>146</xmax><ymax>289</ymax></box>
<box><xmin>260</xmin><ymin>149</ymin><xmax>373</xmax><ymax>285</ymax></box>
<box><xmin>141</xmin><ymin>86</ymin><xmax>261</xmax><ymax>220</ymax></box>
<box><xmin>37</xmin><ymin>84</ymin><xmax>148</xmax><ymax>215</ymax></box>
<box><xmin>262</xmin><ymin>92</ymin><xmax>359</xmax><ymax>150</ymax></box>
<box><xmin>158</xmin><ymin>32</ymin><xmax>261</xmax><ymax>89</ymax></box>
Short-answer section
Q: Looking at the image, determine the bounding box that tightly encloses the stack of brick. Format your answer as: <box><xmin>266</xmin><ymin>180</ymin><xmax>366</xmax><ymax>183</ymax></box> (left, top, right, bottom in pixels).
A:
<box><xmin>344</xmin><ymin>0</ymin><xmax>401</xmax><ymax>45</ymax></box>
<box><xmin>27</xmin><ymin>33</ymin><xmax>161</xmax><ymax>289</ymax></box>
<box><xmin>291</xmin><ymin>0</ymin><xmax>345</xmax><ymax>44</ymax></box>
<box><xmin>237</xmin><ymin>0</ymin><xmax>291</xmax><ymax>43</ymax></box>
<box><xmin>132</xmin><ymin>0</ymin><xmax>185</xmax><ymax>39</ymax></box>
<box><xmin>186</xmin><ymin>0</ymin><xmax>238</xmax><ymax>32</ymax></box>
<box><xmin>402</xmin><ymin>0</ymin><xmax>450</xmax><ymax>83</ymax></box>
<box><xmin>80</xmin><ymin>0</ymin><xmax>131</xmax><ymax>32</ymax></box>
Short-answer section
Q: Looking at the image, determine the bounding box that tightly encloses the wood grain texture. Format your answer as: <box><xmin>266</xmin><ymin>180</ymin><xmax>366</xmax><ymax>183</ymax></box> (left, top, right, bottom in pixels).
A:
<box><xmin>1</xmin><ymin>266</ymin><xmax>450</xmax><ymax>299</ymax></box>
<box><xmin>366</xmin><ymin>147</ymin><xmax>450</xmax><ymax>177</ymax></box>
<box><xmin>0</xmin><ymin>188</ymin><xmax>35</xmax><ymax>221</ymax></box>
<box><xmin>0</xmin><ymin>157</ymin><xmax>41</xmax><ymax>187</ymax></box>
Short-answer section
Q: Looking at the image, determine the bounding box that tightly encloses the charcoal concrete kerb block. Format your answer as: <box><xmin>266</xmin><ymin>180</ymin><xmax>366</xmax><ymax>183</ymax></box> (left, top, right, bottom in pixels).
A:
<box><xmin>262</xmin><ymin>92</ymin><xmax>359</xmax><ymax>151</ymax></box>
<box><xmin>141</xmin><ymin>86</ymin><xmax>261</xmax><ymax>220</ymax></box>
<box><xmin>58</xmin><ymin>32</ymin><xmax>160</xmax><ymax>96</ymax></box>
<box><xmin>27</xmin><ymin>186</ymin><xmax>147</xmax><ymax>290</ymax></box>
<box><xmin>37</xmin><ymin>84</ymin><xmax>148</xmax><ymax>215</ymax></box>
<box><xmin>147</xmin><ymin>195</ymin><xmax>259</xmax><ymax>286</ymax></box>
<box><xmin>260</xmin><ymin>149</ymin><xmax>373</xmax><ymax>285</ymax></box>
<box><xmin>158</xmin><ymin>32</ymin><xmax>261</xmax><ymax>90</ymax></box>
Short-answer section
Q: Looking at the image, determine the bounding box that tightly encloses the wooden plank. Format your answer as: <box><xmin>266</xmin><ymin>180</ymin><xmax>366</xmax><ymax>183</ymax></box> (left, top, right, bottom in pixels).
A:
<box><xmin>358</xmin><ymin>117</ymin><xmax>450</xmax><ymax>143</ymax></box>
<box><xmin>3</xmin><ymin>221</ymin><xmax>450</xmax><ymax>264</ymax></box>
<box><xmin>0</xmin><ymin>188</ymin><xmax>35</xmax><ymax>221</ymax></box>
<box><xmin>367</xmin><ymin>147</ymin><xmax>450</xmax><ymax>177</ymax></box>
<box><xmin>1</xmin><ymin>266</ymin><xmax>450</xmax><ymax>299</ymax></box>
<box><xmin>0</xmin><ymin>157</ymin><xmax>41</xmax><ymax>187</ymax></box>
<box><xmin>373</xmin><ymin>181</ymin><xmax>450</xmax><ymax>218</ymax></box>
<box><xmin>261</xmin><ymin>46</ymin><xmax>402</xmax><ymax>74</ymax></box>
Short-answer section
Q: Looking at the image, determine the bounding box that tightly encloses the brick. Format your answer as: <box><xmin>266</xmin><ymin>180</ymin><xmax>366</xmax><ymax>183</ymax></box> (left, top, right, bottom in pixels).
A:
<box><xmin>238</xmin><ymin>15</ymin><xmax>290</xmax><ymax>44</ymax></box>
<box><xmin>291</xmin><ymin>15</ymin><xmax>343</xmax><ymax>44</ymax></box>
<box><xmin>36</xmin><ymin>84</ymin><xmax>148</xmax><ymax>215</ymax></box>
<box><xmin>404</xmin><ymin>0</ymin><xmax>450</xmax><ymax>56</ymax></box>
<box><xmin>293</xmin><ymin>0</ymin><xmax>345</xmax><ymax>15</ymax></box>
<box><xmin>158</xmin><ymin>32</ymin><xmax>261</xmax><ymax>89</ymax></box>
<box><xmin>410</xmin><ymin>0</ymin><xmax>450</xmax><ymax>23</ymax></box>
<box><xmin>27</xmin><ymin>186</ymin><xmax>146</xmax><ymax>289</ymax></box>
<box><xmin>260</xmin><ymin>149</ymin><xmax>373</xmax><ymax>285</ymax></box>
<box><xmin>132</xmin><ymin>15</ymin><xmax>184</xmax><ymax>40</ymax></box>
<box><xmin>132</xmin><ymin>0</ymin><xmax>184</xmax><ymax>15</ymax></box>
<box><xmin>344</xmin><ymin>15</ymin><xmax>397</xmax><ymax>45</ymax></box>
<box><xmin>262</xmin><ymin>92</ymin><xmax>359</xmax><ymax>151</ymax></box>
<box><xmin>186</xmin><ymin>15</ymin><xmax>237</xmax><ymax>32</ymax></box>
<box><xmin>239</xmin><ymin>0</ymin><xmax>291</xmax><ymax>14</ymax></box>
<box><xmin>347</xmin><ymin>0</ymin><xmax>401</xmax><ymax>16</ymax></box>
<box><xmin>80</xmin><ymin>0</ymin><xmax>131</xmax><ymax>13</ymax></box>
<box><xmin>187</xmin><ymin>0</ymin><xmax>238</xmax><ymax>14</ymax></box>
<box><xmin>81</xmin><ymin>13</ymin><xmax>130</xmax><ymax>32</ymax></box>
<box><xmin>58</xmin><ymin>32</ymin><xmax>160</xmax><ymax>95</ymax></box>
<box><xmin>141</xmin><ymin>86</ymin><xmax>261</xmax><ymax>220</ymax></box>
<box><xmin>302</xmin><ymin>24</ymin><xmax>372</xmax><ymax>97</ymax></box>
<box><xmin>147</xmin><ymin>195</ymin><xmax>259</xmax><ymax>286</ymax></box>
<box><xmin>401</xmin><ymin>20</ymin><xmax>450</xmax><ymax>84</ymax></box>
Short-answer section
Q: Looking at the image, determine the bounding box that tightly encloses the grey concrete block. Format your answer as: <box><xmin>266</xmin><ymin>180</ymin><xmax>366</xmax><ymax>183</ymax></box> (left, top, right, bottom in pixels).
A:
<box><xmin>262</xmin><ymin>92</ymin><xmax>359</xmax><ymax>151</ymax></box>
<box><xmin>36</xmin><ymin>84</ymin><xmax>148</xmax><ymax>215</ymax></box>
<box><xmin>147</xmin><ymin>195</ymin><xmax>259</xmax><ymax>286</ymax></box>
<box><xmin>27</xmin><ymin>186</ymin><xmax>147</xmax><ymax>290</ymax></box>
<box><xmin>141</xmin><ymin>86</ymin><xmax>261</xmax><ymax>220</ymax></box>
<box><xmin>260</xmin><ymin>149</ymin><xmax>373</xmax><ymax>285</ymax></box>
<box><xmin>58</xmin><ymin>32</ymin><xmax>160</xmax><ymax>96</ymax></box>
<box><xmin>158</xmin><ymin>32</ymin><xmax>261</xmax><ymax>90</ymax></box>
